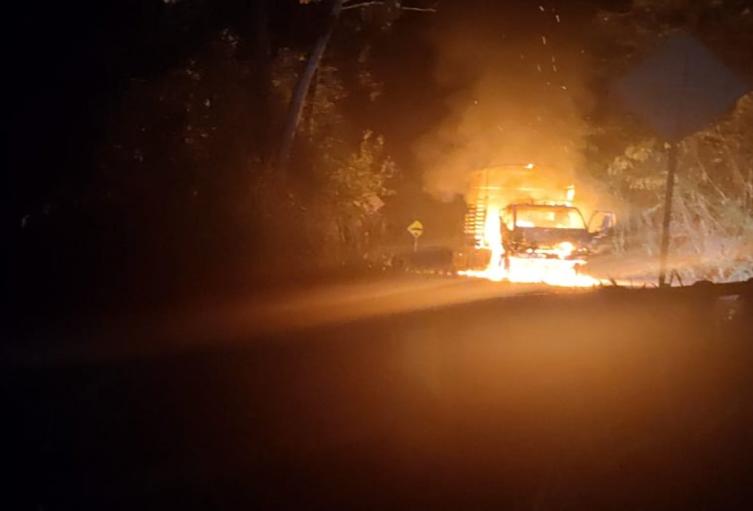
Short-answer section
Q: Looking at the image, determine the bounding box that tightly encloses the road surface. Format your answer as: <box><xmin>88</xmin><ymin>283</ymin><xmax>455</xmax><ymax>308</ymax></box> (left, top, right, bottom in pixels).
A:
<box><xmin>7</xmin><ymin>276</ymin><xmax>564</xmax><ymax>366</ymax></box>
<box><xmin>5</xmin><ymin>275</ymin><xmax>753</xmax><ymax>510</ymax></box>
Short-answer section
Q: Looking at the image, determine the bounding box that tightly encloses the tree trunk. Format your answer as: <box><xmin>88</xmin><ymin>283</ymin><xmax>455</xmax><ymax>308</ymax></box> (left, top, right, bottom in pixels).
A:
<box><xmin>277</xmin><ymin>0</ymin><xmax>343</xmax><ymax>176</ymax></box>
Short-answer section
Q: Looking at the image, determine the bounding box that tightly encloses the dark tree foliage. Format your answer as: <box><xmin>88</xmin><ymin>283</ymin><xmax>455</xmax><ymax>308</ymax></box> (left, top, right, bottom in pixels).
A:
<box><xmin>586</xmin><ymin>0</ymin><xmax>753</xmax><ymax>281</ymax></box>
<box><xmin>9</xmin><ymin>0</ymin><xmax>420</xmax><ymax>317</ymax></box>
<box><xmin>8</xmin><ymin>0</ymin><xmax>753</xmax><ymax>320</ymax></box>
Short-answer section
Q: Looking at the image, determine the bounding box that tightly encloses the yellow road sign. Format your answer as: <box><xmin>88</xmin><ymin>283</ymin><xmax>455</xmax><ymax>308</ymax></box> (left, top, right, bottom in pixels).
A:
<box><xmin>407</xmin><ymin>220</ymin><xmax>423</xmax><ymax>238</ymax></box>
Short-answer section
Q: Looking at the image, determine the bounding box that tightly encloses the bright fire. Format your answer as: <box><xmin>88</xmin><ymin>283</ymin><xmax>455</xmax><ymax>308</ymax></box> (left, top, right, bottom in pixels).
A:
<box><xmin>460</xmin><ymin>206</ymin><xmax>600</xmax><ymax>288</ymax></box>
<box><xmin>458</xmin><ymin>165</ymin><xmax>602</xmax><ymax>287</ymax></box>
<box><xmin>461</xmin><ymin>254</ymin><xmax>600</xmax><ymax>287</ymax></box>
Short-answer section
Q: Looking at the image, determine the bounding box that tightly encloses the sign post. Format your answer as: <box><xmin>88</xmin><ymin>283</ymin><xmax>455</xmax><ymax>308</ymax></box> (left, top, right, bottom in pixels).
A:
<box><xmin>658</xmin><ymin>142</ymin><xmax>678</xmax><ymax>287</ymax></box>
<box><xmin>615</xmin><ymin>32</ymin><xmax>748</xmax><ymax>286</ymax></box>
<box><xmin>406</xmin><ymin>220</ymin><xmax>423</xmax><ymax>252</ymax></box>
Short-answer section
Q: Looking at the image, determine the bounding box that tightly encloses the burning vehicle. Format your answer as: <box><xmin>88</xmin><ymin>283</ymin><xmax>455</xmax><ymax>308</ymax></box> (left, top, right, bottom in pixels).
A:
<box><xmin>453</xmin><ymin>164</ymin><xmax>614</xmax><ymax>285</ymax></box>
<box><xmin>501</xmin><ymin>203</ymin><xmax>614</xmax><ymax>267</ymax></box>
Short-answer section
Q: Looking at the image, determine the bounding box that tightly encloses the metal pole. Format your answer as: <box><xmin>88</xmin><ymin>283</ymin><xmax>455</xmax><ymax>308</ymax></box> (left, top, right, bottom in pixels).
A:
<box><xmin>658</xmin><ymin>142</ymin><xmax>678</xmax><ymax>287</ymax></box>
<box><xmin>413</xmin><ymin>236</ymin><xmax>418</xmax><ymax>253</ymax></box>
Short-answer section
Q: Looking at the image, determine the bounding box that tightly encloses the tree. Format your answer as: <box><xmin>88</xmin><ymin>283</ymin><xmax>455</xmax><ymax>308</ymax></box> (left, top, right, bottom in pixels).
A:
<box><xmin>277</xmin><ymin>0</ymin><xmax>345</xmax><ymax>174</ymax></box>
<box><xmin>598</xmin><ymin>92</ymin><xmax>753</xmax><ymax>282</ymax></box>
<box><xmin>585</xmin><ymin>0</ymin><xmax>753</xmax><ymax>282</ymax></box>
<box><xmin>276</xmin><ymin>0</ymin><xmax>436</xmax><ymax>176</ymax></box>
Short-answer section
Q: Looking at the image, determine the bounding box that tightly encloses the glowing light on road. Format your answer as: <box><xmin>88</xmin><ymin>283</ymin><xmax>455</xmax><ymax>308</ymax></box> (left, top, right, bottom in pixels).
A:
<box><xmin>461</xmin><ymin>257</ymin><xmax>599</xmax><ymax>287</ymax></box>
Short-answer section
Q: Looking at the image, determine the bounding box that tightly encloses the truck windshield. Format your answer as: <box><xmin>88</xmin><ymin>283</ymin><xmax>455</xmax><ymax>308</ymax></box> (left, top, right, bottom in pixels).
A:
<box><xmin>514</xmin><ymin>207</ymin><xmax>585</xmax><ymax>229</ymax></box>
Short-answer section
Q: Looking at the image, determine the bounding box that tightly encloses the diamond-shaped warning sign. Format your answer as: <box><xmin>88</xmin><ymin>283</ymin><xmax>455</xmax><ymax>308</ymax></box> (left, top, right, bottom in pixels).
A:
<box><xmin>407</xmin><ymin>220</ymin><xmax>423</xmax><ymax>238</ymax></box>
<box><xmin>616</xmin><ymin>32</ymin><xmax>749</xmax><ymax>141</ymax></box>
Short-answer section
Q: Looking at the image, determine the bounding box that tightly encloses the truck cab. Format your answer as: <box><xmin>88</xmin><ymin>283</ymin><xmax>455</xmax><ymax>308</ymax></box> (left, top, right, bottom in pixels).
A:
<box><xmin>501</xmin><ymin>202</ymin><xmax>614</xmax><ymax>268</ymax></box>
<box><xmin>503</xmin><ymin>204</ymin><xmax>589</xmax><ymax>257</ymax></box>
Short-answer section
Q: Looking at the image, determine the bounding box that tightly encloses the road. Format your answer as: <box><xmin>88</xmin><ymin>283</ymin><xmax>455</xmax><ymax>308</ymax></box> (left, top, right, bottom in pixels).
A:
<box><xmin>5</xmin><ymin>252</ymin><xmax>708</xmax><ymax>368</ymax></box>
<box><xmin>5</xmin><ymin>276</ymin><xmax>753</xmax><ymax>510</ymax></box>
<box><xmin>6</xmin><ymin>276</ymin><xmax>561</xmax><ymax>367</ymax></box>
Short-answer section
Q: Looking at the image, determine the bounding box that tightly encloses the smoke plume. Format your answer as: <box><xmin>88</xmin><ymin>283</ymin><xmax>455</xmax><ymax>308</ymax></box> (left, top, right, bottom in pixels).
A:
<box><xmin>415</xmin><ymin>3</ymin><xmax>603</xmax><ymax>213</ymax></box>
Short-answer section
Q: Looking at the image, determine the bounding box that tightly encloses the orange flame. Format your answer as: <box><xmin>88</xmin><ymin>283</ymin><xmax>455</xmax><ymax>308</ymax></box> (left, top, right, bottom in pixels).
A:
<box><xmin>460</xmin><ymin>210</ymin><xmax>600</xmax><ymax>288</ymax></box>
